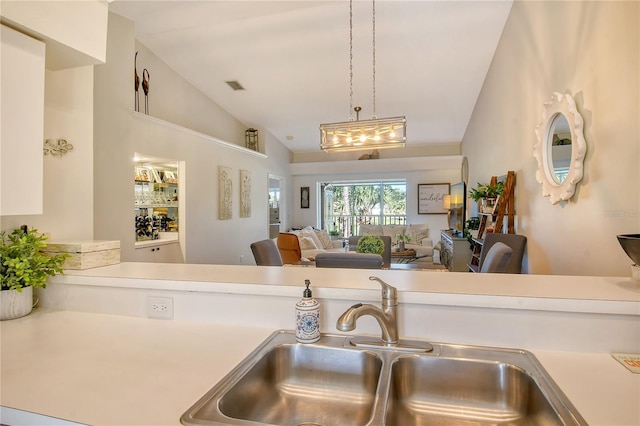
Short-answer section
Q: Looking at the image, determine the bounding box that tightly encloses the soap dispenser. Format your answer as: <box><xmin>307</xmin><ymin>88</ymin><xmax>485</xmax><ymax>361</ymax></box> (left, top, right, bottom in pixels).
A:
<box><xmin>295</xmin><ymin>279</ymin><xmax>320</xmax><ymax>343</ymax></box>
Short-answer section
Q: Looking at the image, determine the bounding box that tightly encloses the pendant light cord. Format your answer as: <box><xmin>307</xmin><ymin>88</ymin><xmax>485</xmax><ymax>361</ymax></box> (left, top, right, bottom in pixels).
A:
<box><xmin>349</xmin><ymin>0</ymin><xmax>377</xmax><ymax>121</ymax></box>
<box><xmin>349</xmin><ymin>0</ymin><xmax>354</xmax><ymax>121</ymax></box>
<box><xmin>372</xmin><ymin>0</ymin><xmax>377</xmax><ymax>119</ymax></box>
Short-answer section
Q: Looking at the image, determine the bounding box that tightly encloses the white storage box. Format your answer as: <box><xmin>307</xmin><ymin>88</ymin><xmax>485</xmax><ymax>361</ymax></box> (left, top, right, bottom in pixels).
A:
<box><xmin>42</xmin><ymin>240</ymin><xmax>120</xmax><ymax>270</ymax></box>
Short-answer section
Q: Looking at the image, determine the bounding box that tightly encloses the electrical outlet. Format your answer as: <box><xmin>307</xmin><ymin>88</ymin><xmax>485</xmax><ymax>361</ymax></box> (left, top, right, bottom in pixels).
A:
<box><xmin>240</xmin><ymin>254</ymin><xmax>244</xmax><ymax>264</ymax></box>
<box><xmin>147</xmin><ymin>296</ymin><xmax>173</xmax><ymax>319</ymax></box>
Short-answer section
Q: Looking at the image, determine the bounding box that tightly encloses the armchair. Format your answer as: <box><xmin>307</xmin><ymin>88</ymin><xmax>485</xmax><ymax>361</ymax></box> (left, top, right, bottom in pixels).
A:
<box><xmin>276</xmin><ymin>232</ymin><xmax>302</xmax><ymax>264</ymax></box>
<box><xmin>250</xmin><ymin>239</ymin><xmax>283</xmax><ymax>266</ymax></box>
<box><xmin>478</xmin><ymin>233</ymin><xmax>527</xmax><ymax>273</ymax></box>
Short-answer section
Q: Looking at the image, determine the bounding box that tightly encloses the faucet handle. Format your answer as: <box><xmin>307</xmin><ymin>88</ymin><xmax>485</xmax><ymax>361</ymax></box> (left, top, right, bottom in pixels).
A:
<box><xmin>369</xmin><ymin>276</ymin><xmax>397</xmax><ymax>303</ymax></box>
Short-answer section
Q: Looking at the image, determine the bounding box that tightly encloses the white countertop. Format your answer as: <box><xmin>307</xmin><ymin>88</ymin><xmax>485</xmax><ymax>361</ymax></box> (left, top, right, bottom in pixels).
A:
<box><xmin>1</xmin><ymin>310</ymin><xmax>639</xmax><ymax>426</ymax></box>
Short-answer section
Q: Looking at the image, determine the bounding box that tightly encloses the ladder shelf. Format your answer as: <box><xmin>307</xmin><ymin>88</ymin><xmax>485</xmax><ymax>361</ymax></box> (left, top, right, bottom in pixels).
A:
<box><xmin>467</xmin><ymin>171</ymin><xmax>516</xmax><ymax>272</ymax></box>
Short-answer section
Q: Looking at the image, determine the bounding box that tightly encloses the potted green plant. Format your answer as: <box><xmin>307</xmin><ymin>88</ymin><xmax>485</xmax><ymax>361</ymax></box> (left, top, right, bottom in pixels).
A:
<box><xmin>396</xmin><ymin>232</ymin><xmax>412</xmax><ymax>252</ymax></box>
<box><xmin>356</xmin><ymin>235</ymin><xmax>385</xmax><ymax>255</ymax></box>
<box><xmin>469</xmin><ymin>181</ymin><xmax>505</xmax><ymax>213</ymax></box>
<box><xmin>0</xmin><ymin>227</ymin><xmax>69</xmax><ymax>320</ymax></box>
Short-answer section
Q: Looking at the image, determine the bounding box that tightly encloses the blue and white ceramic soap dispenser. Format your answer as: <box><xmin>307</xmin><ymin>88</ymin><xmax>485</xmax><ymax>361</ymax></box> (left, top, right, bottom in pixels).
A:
<box><xmin>295</xmin><ymin>279</ymin><xmax>320</xmax><ymax>343</ymax></box>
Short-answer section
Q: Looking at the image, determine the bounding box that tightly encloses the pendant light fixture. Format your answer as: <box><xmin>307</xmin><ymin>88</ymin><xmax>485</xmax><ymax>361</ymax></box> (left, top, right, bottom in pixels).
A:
<box><xmin>320</xmin><ymin>0</ymin><xmax>406</xmax><ymax>152</ymax></box>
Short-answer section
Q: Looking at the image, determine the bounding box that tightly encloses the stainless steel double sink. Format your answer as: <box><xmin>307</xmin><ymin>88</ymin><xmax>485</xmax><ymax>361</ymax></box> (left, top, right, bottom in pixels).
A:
<box><xmin>181</xmin><ymin>330</ymin><xmax>586</xmax><ymax>425</ymax></box>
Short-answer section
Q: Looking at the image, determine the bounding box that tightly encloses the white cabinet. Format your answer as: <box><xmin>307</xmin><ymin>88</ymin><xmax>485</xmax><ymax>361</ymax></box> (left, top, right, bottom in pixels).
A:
<box><xmin>440</xmin><ymin>230</ymin><xmax>472</xmax><ymax>272</ymax></box>
<box><xmin>0</xmin><ymin>0</ymin><xmax>108</xmax><ymax>69</ymax></box>
<box><xmin>0</xmin><ymin>25</ymin><xmax>45</xmax><ymax>215</ymax></box>
<box><xmin>134</xmin><ymin>241</ymin><xmax>183</xmax><ymax>263</ymax></box>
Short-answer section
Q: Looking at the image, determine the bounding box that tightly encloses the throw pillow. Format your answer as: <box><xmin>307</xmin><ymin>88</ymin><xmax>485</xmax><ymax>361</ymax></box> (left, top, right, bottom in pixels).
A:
<box><xmin>407</xmin><ymin>225</ymin><xmax>429</xmax><ymax>245</ymax></box>
<box><xmin>360</xmin><ymin>223</ymin><xmax>383</xmax><ymax>236</ymax></box>
<box><xmin>381</xmin><ymin>225</ymin><xmax>406</xmax><ymax>244</ymax></box>
<box><xmin>315</xmin><ymin>229</ymin><xmax>333</xmax><ymax>249</ymax></box>
<box><xmin>298</xmin><ymin>236</ymin><xmax>318</xmax><ymax>250</ymax></box>
<box><xmin>301</xmin><ymin>226</ymin><xmax>323</xmax><ymax>249</ymax></box>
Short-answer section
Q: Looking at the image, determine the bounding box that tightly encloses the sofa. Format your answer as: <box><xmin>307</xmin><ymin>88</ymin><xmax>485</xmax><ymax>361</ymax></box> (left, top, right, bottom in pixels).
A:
<box><xmin>358</xmin><ymin>223</ymin><xmax>434</xmax><ymax>260</ymax></box>
<box><xmin>286</xmin><ymin>226</ymin><xmax>345</xmax><ymax>260</ymax></box>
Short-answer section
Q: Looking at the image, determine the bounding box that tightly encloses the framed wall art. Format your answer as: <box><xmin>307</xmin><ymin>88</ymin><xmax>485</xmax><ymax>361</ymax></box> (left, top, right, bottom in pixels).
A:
<box><xmin>301</xmin><ymin>186</ymin><xmax>310</xmax><ymax>209</ymax></box>
<box><xmin>219</xmin><ymin>166</ymin><xmax>232</xmax><ymax>220</ymax></box>
<box><xmin>418</xmin><ymin>183</ymin><xmax>450</xmax><ymax>214</ymax></box>
<box><xmin>240</xmin><ymin>169</ymin><xmax>251</xmax><ymax>218</ymax></box>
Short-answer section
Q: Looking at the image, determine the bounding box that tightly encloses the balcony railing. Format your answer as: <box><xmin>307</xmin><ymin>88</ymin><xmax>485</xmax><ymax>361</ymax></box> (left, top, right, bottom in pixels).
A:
<box><xmin>327</xmin><ymin>214</ymin><xmax>407</xmax><ymax>238</ymax></box>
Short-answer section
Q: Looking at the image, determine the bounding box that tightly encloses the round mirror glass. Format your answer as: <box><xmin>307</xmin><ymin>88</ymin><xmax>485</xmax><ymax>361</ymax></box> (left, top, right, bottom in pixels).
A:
<box><xmin>548</xmin><ymin>113</ymin><xmax>572</xmax><ymax>184</ymax></box>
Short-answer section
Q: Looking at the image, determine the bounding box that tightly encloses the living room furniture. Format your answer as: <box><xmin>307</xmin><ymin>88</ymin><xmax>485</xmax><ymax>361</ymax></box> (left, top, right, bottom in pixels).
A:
<box><xmin>357</xmin><ymin>224</ymin><xmax>434</xmax><ymax>261</ymax></box>
<box><xmin>286</xmin><ymin>226</ymin><xmax>345</xmax><ymax>260</ymax></box>
<box><xmin>348</xmin><ymin>235</ymin><xmax>392</xmax><ymax>268</ymax></box>
<box><xmin>314</xmin><ymin>252</ymin><xmax>383</xmax><ymax>269</ymax></box>
<box><xmin>250</xmin><ymin>239</ymin><xmax>283</xmax><ymax>266</ymax></box>
<box><xmin>468</xmin><ymin>171</ymin><xmax>516</xmax><ymax>271</ymax></box>
<box><xmin>472</xmin><ymin>233</ymin><xmax>527</xmax><ymax>274</ymax></box>
<box><xmin>276</xmin><ymin>233</ymin><xmax>302</xmax><ymax>264</ymax></box>
<box><xmin>479</xmin><ymin>242</ymin><xmax>513</xmax><ymax>273</ymax></box>
<box><xmin>440</xmin><ymin>230</ymin><xmax>472</xmax><ymax>272</ymax></box>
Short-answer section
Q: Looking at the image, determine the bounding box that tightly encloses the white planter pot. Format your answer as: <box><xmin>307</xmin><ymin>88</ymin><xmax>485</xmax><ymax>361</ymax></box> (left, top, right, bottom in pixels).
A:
<box><xmin>1</xmin><ymin>286</ymin><xmax>34</xmax><ymax>320</ymax></box>
<box><xmin>480</xmin><ymin>198</ymin><xmax>497</xmax><ymax>213</ymax></box>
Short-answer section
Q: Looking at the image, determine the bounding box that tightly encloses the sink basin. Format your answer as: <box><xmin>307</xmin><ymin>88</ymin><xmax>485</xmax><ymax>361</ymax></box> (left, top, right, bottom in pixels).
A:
<box><xmin>386</xmin><ymin>356</ymin><xmax>565</xmax><ymax>425</ymax></box>
<box><xmin>183</xmin><ymin>333</ymin><xmax>382</xmax><ymax>426</ymax></box>
<box><xmin>181</xmin><ymin>330</ymin><xmax>586</xmax><ymax>426</ymax></box>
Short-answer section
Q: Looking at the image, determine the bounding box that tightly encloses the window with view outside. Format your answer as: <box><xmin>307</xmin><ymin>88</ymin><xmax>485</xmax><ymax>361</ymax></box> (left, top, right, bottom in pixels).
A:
<box><xmin>321</xmin><ymin>180</ymin><xmax>407</xmax><ymax>238</ymax></box>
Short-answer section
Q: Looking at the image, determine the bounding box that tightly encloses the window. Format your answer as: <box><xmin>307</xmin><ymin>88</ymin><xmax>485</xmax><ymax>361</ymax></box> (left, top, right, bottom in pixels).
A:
<box><xmin>321</xmin><ymin>179</ymin><xmax>407</xmax><ymax>237</ymax></box>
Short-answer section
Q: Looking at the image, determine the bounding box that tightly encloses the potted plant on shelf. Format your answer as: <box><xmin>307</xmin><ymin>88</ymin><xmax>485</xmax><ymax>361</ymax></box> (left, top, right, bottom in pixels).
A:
<box><xmin>356</xmin><ymin>235</ymin><xmax>385</xmax><ymax>256</ymax></box>
<box><xmin>469</xmin><ymin>181</ymin><xmax>505</xmax><ymax>213</ymax></box>
<box><xmin>0</xmin><ymin>227</ymin><xmax>70</xmax><ymax>320</ymax></box>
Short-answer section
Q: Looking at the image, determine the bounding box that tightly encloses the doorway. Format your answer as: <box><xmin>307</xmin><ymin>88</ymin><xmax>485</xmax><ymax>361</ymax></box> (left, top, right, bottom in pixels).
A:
<box><xmin>268</xmin><ymin>175</ymin><xmax>282</xmax><ymax>238</ymax></box>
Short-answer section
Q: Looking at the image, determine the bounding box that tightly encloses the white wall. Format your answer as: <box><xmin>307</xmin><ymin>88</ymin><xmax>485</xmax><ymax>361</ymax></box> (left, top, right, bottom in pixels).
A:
<box><xmin>463</xmin><ymin>1</ymin><xmax>640</xmax><ymax>276</ymax></box>
<box><xmin>92</xmin><ymin>13</ymin><xmax>292</xmax><ymax>264</ymax></box>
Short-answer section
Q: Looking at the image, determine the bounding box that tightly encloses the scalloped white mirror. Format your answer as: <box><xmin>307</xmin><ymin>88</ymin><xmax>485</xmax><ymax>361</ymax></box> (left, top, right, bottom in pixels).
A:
<box><xmin>534</xmin><ymin>92</ymin><xmax>587</xmax><ymax>204</ymax></box>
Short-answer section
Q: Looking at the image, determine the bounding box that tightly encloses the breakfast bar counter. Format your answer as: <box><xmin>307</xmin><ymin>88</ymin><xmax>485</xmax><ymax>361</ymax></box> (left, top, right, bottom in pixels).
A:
<box><xmin>1</xmin><ymin>262</ymin><xmax>639</xmax><ymax>425</ymax></box>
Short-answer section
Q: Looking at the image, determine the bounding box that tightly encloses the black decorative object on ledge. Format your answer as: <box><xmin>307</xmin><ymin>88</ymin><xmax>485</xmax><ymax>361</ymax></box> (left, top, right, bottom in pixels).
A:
<box><xmin>142</xmin><ymin>68</ymin><xmax>150</xmax><ymax>114</ymax></box>
<box><xmin>134</xmin><ymin>51</ymin><xmax>140</xmax><ymax>112</ymax></box>
<box><xmin>245</xmin><ymin>128</ymin><xmax>258</xmax><ymax>151</ymax></box>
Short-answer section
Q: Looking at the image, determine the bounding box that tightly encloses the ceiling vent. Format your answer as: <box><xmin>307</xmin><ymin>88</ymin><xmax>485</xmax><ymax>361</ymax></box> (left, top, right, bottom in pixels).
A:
<box><xmin>225</xmin><ymin>80</ymin><xmax>245</xmax><ymax>91</ymax></box>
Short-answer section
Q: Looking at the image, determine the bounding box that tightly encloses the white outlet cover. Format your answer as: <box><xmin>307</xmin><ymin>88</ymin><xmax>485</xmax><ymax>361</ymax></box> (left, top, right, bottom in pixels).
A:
<box><xmin>148</xmin><ymin>296</ymin><xmax>173</xmax><ymax>319</ymax></box>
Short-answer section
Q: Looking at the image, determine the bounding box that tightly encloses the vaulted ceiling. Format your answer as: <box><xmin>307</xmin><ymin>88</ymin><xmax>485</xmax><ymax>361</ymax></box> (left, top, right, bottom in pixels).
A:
<box><xmin>110</xmin><ymin>0</ymin><xmax>513</xmax><ymax>154</ymax></box>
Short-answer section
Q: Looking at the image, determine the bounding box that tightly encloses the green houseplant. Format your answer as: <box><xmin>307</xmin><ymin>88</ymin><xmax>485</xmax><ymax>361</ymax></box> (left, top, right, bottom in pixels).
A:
<box><xmin>356</xmin><ymin>235</ymin><xmax>385</xmax><ymax>255</ymax></box>
<box><xmin>469</xmin><ymin>181</ymin><xmax>505</xmax><ymax>213</ymax></box>
<box><xmin>1</xmin><ymin>228</ymin><xmax>69</xmax><ymax>320</ymax></box>
<box><xmin>396</xmin><ymin>232</ymin><xmax>412</xmax><ymax>251</ymax></box>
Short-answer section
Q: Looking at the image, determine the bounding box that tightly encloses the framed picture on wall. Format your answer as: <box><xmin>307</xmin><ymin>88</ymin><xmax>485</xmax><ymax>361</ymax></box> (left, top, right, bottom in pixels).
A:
<box><xmin>301</xmin><ymin>186</ymin><xmax>310</xmax><ymax>209</ymax></box>
<box><xmin>418</xmin><ymin>183</ymin><xmax>450</xmax><ymax>214</ymax></box>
